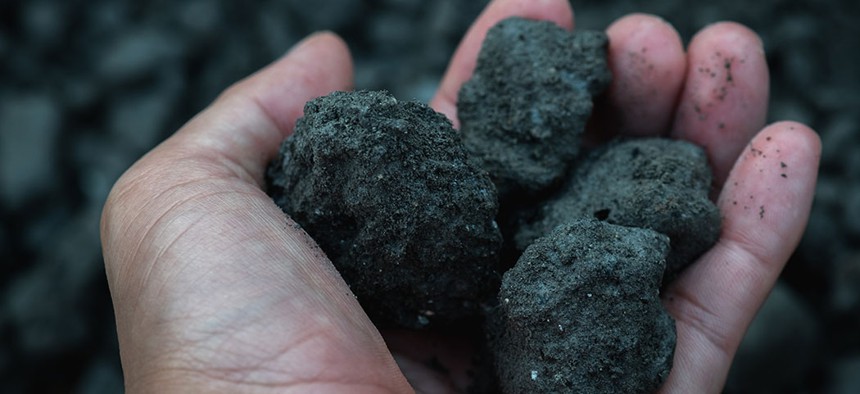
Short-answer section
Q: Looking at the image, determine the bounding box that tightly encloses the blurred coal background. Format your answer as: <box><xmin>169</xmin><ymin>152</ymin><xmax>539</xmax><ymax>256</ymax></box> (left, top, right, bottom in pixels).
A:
<box><xmin>0</xmin><ymin>0</ymin><xmax>857</xmax><ymax>392</ymax></box>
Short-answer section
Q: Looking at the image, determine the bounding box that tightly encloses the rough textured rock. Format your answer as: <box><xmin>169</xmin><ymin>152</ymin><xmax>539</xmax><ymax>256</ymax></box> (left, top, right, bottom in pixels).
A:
<box><xmin>493</xmin><ymin>219</ymin><xmax>675</xmax><ymax>394</ymax></box>
<box><xmin>516</xmin><ymin>138</ymin><xmax>721</xmax><ymax>281</ymax></box>
<box><xmin>267</xmin><ymin>90</ymin><xmax>502</xmax><ymax>328</ymax></box>
<box><xmin>458</xmin><ymin>17</ymin><xmax>611</xmax><ymax>198</ymax></box>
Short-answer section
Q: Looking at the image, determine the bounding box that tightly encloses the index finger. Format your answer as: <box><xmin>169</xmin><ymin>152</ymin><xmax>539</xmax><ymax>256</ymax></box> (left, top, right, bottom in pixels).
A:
<box><xmin>429</xmin><ymin>0</ymin><xmax>574</xmax><ymax>128</ymax></box>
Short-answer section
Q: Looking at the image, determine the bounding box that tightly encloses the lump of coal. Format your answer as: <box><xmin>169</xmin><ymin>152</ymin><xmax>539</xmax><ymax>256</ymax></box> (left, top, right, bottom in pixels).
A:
<box><xmin>516</xmin><ymin>138</ymin><xmax>721</xmax><ymax>281</ymax></box>
<box><xmin>493</xmin><ymin>219</ymin><xmax>675</xmax><ymax>394</ymax></box>
<box><xmin>267</xmin><ymin>90</ymin><xmax>502</xmax><ymax>329</ymax></box>
<box><xmin>458</xmin><ymin>17</ymin><xmax>611</xmax><ymax>198</ymax></box>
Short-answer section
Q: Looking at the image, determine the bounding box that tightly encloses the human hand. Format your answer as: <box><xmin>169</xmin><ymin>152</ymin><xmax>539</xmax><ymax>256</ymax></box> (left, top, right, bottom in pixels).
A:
<box><xmin>100</xmin><ymin>31</ymin><xmax>413</xmax><ymax>392</ymax></box>
<box><xmin>100</xmin><ymin>0</ymin><xmax>820</xmax><ymax>393</ymax></box>
<box><xmin>402</xmin><ymin>1</ymin><xmax>821</xmax><ymax>391</ymax></box>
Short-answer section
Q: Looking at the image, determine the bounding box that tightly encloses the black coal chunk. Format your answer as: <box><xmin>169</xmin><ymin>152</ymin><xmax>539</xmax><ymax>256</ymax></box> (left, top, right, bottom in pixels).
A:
<box><xmin>516</xmin><ymin>138</ymin><xmax>721</xmax><ymax>281</ymax></box>
<box><xmin>267</xmin><ymin>90</ymin><xmax>502</xmax><ymax>329</ymax></box>
<box><xmin>458</xmin><ymin>17</ymin><xmax>611</xmax><ymax>199</ymax></box>
<box><xmin>493</xmin><ymin>219</ymin><xmax>675</xmax><ymax>394</ymax></box>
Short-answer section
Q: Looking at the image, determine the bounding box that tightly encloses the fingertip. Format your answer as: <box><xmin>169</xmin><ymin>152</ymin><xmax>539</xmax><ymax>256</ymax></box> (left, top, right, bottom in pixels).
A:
<box><xmin>606</xmin><ymin>13</ymin><xmax>681</xmax><ymax>47</ymax></box>
<box><xmin>301</xmin><ymin>31</ymin><xmax>354</xmax><ymax>78</ymax></box>
<box><xmin>764</xmin><ymin>120</ymin><xmax>821</xmax><ymax>154</ymax></box>
<box><xmin>606</xmin><ymin>12</ymin><xmax>670</xmax><ymax>35</ymax></box>
<box><xmin>595</xmin><ymin>13</ymin><xmax>686</xmax><ymax>138</ymax></box>
<box><xmin>723</xmin><ymin>120</ymin><xmax>821</xmax><ymax>193</ymax></box>
<box><xmin>751</xmin><ymin>120</ymin><xmax>821</xmax><ymax>207</ymax></box>
<box><xmin>672</xmin><ymin>21</ymin><xmax>769</xmax><ymax>188</ymax></box>
<box><xmin>692</xmin><ymin>21</ymin><xmax>764</xmax><ymax>55</ymax></box>
<box><xmin>718</xmin><ymin>120</ymin><xmax>820</xmax><ymax>258</ymax></box>
<box><xmin>259</xmin><ymin>31</ymin><xmax>354</xmax><ymax>131</ymax></box>
<box><xmin>430</xmin><ymin>0</ymin><xmax>574</xmax><ymax>127</ymax></box>
<box><xmin>168</xmin><ymin>31</ymin><xmax>355</xmax><ymax>187</ymax></box>
<box><xmin>224</xmin><ymin>31</ymin><xmax>354</xmax><ymax>100</ymax></box>
<box><xmin>290</xmin><ymin>30</ymin><xmax>350</xmax><ymax>55</ymax></box>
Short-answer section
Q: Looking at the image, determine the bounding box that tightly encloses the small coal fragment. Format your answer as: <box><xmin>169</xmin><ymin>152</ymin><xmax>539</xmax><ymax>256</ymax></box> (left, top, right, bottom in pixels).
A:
<box><xmin>267</xmin><ymin>90</ymin><xmax>502</xmax><ymax>329</ymax></box>
<box><xmin>493</xmin><ymin>219</ymin><xmax>675</xmax><ymax>394</ymax></box>
<box><xmin>516</xmin><ymin>138</ymin><xmax>720</xmax><ymax>281</ymax></box>
<box><xmin>458</xmin><ymin>17</ymin><xmax>611</xmax><ymax>198</ymax></box>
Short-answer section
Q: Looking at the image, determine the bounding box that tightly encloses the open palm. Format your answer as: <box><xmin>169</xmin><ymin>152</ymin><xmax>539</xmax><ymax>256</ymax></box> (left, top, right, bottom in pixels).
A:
<box><xmin>100</xmin><ymin>0</ymin><xmax>820</xmax><ymax>392</ymax></box>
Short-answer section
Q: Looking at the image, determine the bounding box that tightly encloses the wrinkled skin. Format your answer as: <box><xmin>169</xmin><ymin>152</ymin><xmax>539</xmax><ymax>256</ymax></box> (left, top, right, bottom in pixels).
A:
<box><xmin>101</xmin><ymin>0</ymin><xmax>820</xmax><ymax>392</ymax></box>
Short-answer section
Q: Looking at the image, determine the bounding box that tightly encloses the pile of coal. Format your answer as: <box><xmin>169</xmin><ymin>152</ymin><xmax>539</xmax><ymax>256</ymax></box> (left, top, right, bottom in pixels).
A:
<box><xmin>493</xmin><ymin>220</ymin><xmax>675</xmax><ymax>393</ymax></box>
<box><xmin>267</xmin><ymin>90</ymin><xmax>502</xmax><ymax>329</ymax></box>
<box><xmin>458</xmin><ymin>17</ymin><xmax>612</xmax><ymax>199</ymax></box>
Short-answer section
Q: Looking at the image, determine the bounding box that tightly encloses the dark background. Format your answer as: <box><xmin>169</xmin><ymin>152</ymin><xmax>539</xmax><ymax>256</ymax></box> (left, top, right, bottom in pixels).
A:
<box><xmin>1</xmin><ymin>0</ymin><xmax>858</xmax><ymax>392</ymax></box>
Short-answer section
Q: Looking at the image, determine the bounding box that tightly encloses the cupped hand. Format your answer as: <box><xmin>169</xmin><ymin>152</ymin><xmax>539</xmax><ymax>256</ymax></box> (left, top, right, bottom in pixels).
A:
<box><xmin>101</xmin><ymin>33</ymin><xmax>411</xmax><ymax>393</ymax></box>
<box><xmin>101</xmin><ymin>0</ymin><xmax>820</xmax><ymax>393</ymax></box>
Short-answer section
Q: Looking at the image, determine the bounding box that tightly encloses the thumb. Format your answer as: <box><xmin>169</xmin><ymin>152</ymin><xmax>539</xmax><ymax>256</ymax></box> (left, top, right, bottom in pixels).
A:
<box><xmin>172</xmin><ymin>31</ymin><xmax>355</xmax><ymax>186</ymax></box>
<box><xmin>102</xmin><ymin>32</ymin><xmax>411</xmax><ymax>392</ymax></box>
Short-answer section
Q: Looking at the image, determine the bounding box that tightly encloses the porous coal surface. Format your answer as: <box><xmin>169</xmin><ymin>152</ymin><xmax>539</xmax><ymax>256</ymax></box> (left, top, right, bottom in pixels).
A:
<box><xmin>493</xmin><ymin>219</ymin><xmax>675</xmax><ymax>394</ymax></box>
<box><xmin>458</xmin><ymin>17</ymin><xmax>611</xmax><ymax>198</ymax></box>
<box><xmin>267</xmin><ymin>90</ymin><xmax>502</xmax><ymax>329</ymax></box>
<box><xmin>516</xmin><ymin>138</ymin><xmax>721</xmax><ymax>281</ymax></box>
